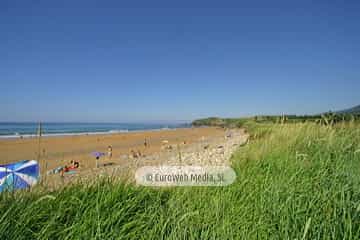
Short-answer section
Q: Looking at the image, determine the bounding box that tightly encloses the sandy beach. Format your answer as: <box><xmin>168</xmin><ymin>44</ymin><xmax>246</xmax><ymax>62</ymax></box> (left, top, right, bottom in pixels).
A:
<box><xmin>0</xmin><ymin>126</ymin><xmax>249</xmax><ymax>189</ymax></box>
<box><xmin>0</xmin><ymin>127</ymin><xmax>225</xmax><ymax>172</ymax></box>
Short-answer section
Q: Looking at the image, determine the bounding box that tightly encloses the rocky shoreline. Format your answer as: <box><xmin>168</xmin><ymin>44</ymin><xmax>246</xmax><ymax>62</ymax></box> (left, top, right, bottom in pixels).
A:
<box><xmin>137</xmin><ymin>129</ymin><xmax>249</xmax><ymax>167</ymax></box>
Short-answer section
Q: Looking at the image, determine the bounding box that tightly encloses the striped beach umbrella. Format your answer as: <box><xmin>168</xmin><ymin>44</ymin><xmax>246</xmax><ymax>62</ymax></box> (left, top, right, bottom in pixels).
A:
<box><xmin>0</xmin><ymin>160</ymin><xmax>39</xmax><ymax>192</ymax></box>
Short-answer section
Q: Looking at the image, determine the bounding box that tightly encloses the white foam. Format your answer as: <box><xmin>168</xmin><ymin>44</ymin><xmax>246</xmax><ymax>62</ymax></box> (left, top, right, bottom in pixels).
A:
<box><xmin>0</xmin><ymin>127</ymin><xmax>186</xmax><ymax>139</ymax></box>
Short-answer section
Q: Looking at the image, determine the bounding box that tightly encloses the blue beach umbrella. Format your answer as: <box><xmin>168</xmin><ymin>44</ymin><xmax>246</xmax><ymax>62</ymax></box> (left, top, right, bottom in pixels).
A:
<box><xmin>92</xmin><ymin>152</ymin><xmax>105</xmax><ymax>168</ymax></box>
<box><xmin>0</xmin><ymin>160</ymin><xmax>39</xmax><ymax>192</ymax></box>
<box><xmin>91</xmin><ymin>152</ymin><xmax>105</xmax><ymax>158</ymax></box>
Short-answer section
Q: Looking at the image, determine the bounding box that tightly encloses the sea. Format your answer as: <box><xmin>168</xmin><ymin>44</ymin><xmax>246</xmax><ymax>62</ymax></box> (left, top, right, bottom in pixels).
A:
<box><xmin>0</xmin><ymin>122</ymin><xmax>191</xmax><ymax>139</ymax></box>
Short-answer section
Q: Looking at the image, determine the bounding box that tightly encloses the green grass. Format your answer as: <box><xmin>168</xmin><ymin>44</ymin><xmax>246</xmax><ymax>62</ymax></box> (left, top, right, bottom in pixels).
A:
<box><xmin>192</xmin><ymin>114</ymin><xmax>360</xmax><ymax>127</ymax></box>
<box><xmin>1</xmin><ymin>123</ymin><xmax>360</xmax><ymax>239</ymax></box>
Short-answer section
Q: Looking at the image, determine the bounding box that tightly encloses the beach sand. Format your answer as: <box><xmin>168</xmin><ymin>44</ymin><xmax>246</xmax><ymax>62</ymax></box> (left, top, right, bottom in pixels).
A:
<box><xmin>0</xmin><ymin>127</ymin><xmax>226</xmax><ymax>174</ymax></box>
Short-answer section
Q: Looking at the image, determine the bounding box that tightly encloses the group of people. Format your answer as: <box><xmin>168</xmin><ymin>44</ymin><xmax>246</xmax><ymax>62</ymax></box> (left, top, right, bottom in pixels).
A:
<box><xmin>106</xmin><ymin>139</ymin><xmax>148</xmax><ymax>159</ymax></box>
<box><xmin>48</xmin><ymin>140</ymin><xmax>147</xmax><ymax>177</ymax></box>
<box><xmin>49</xmin><ymin>138</ymin><xmax>154</xmax><ymax>176</ymax></box>
<box><xmin>130</xmin><ymin>149</ymin><xmax>142</xmax><ymax>158</ymax></box>
<box><xmin>47</xmin><ymin>137</ymin><xmax>197</xmax><ymax>177</ymax></box>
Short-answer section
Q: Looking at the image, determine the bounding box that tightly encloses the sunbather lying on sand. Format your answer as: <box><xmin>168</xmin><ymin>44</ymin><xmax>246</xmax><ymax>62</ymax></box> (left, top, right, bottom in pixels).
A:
<box><xmin>47</xmin><ymin>160</ymin><xmax>80</xmax><ymax>176</ymax></box>
<box><xmin>60</xmin><ymin>161</ymin><xmax>80</xmax><ymax>177</ymax></box>
<box><xmin>69</xmin><ymin>160</ymin><xmax>80</xmax><ymax>169</ymax></box>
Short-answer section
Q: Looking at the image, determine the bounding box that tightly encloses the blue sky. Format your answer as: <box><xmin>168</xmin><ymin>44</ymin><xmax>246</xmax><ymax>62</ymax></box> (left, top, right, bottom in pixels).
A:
<box><xmin>1</xmin><ymin>0</ymin><xmax>359</xmax><ymax>122</ymax></box>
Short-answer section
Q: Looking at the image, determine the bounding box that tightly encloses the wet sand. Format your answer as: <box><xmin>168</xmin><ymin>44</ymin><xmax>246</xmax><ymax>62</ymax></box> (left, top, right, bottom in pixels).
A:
<box><xmin>0</xmin><ymin>127</ymin><xmax>225</xmax><ymax>174</ymax></box>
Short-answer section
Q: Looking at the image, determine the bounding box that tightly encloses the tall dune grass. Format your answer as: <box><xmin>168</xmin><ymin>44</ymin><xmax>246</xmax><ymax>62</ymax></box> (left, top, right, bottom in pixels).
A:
<box><xmin>1</xmin><ymin>123</ymin><xmax>360</xmax><ymax>239</ymax></box>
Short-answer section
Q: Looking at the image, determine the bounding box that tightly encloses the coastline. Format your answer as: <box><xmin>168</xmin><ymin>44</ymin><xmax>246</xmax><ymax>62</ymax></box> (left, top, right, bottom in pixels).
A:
<box><xmin>0</xmin><ymin>122</ymin><xmax>191</xmax><ymax>139</ymax></box>
<box><xmin>0</xmin><ymin>126</ymin><xmax>185</xmax><ymax>140</ymax></box>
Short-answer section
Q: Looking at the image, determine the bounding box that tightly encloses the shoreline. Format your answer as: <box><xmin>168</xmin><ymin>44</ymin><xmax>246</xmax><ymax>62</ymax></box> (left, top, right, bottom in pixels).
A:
<box><xmin>0</xmin><ymin>126</ymin><xmax>190</xmax><ymax>140</ymax></box>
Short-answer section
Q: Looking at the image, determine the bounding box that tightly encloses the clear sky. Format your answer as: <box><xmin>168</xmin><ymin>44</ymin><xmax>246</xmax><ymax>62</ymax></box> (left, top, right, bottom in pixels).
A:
<box><xmin>1</xmin><ymin>0</ymin><xmax>359</xmax><ymax>122</ymax></box>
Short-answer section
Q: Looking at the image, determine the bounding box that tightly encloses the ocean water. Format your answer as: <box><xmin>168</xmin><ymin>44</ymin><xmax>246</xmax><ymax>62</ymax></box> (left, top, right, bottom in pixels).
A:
<box><xmin>0</xmin><ymin>122</ymin><xmax>190</xmax><ymax>138</ymax></box>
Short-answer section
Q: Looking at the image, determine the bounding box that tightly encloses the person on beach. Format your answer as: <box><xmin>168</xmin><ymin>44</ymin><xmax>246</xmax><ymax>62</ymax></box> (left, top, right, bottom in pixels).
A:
<box><xmin>64</xmin><ymin>160</ymin><xmax>80</xmax><ymax>173</ymax></box>
<box><xmin>51</xmin><ymin>160</ymin><xmax>80</xmax><ymax>177</ymax></box>
<box><xmin>130</xmin><ymin>149</ymin><xmax>139</xmax><ymax>158</ymax></box>
<box><xmin>144</xmin><ymin>138</ymin><xmax>148</xmax><ymax>148</ymax></box>
<box><xmin>69</xmin><ymin>160</ymin><xmax>80</xmax><ymax>169</ymax></box>
<box><xmin>108</xmin><ymin>145</ymin><xmax>113</xmax><ymax>160</ymax></box>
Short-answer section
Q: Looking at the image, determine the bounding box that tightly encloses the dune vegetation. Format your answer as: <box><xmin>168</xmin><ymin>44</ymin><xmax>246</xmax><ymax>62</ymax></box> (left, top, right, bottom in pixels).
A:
<box><xmin>1</xmin><ymin>121</ymin><xmax>360</xmax><ymax>239</ymax></box>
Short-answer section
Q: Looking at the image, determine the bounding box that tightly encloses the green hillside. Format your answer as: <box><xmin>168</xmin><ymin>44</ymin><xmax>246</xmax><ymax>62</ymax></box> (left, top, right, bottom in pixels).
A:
<box><xmin>337</xmin><ymin>105</ymin><xmax>360</xmax><ymax>114</ymax></box>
